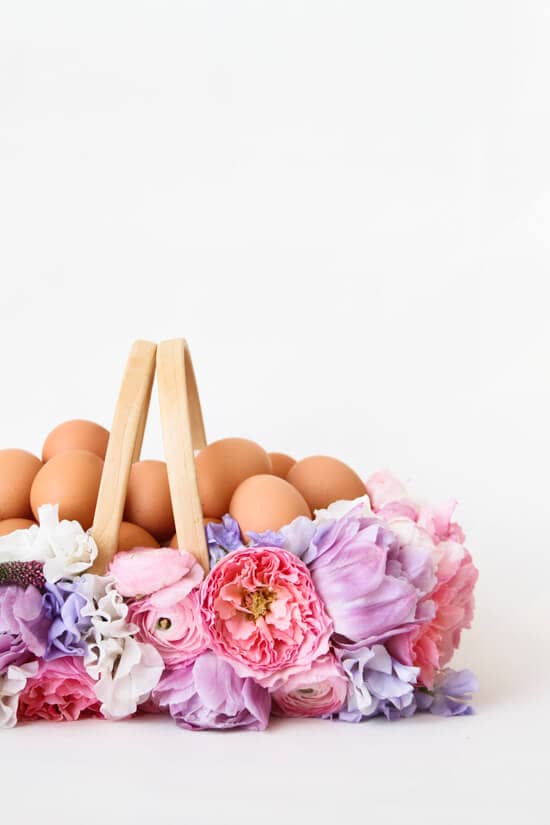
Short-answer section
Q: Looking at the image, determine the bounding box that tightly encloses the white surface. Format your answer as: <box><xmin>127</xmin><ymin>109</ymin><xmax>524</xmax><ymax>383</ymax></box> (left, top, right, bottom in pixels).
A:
<box><xmin>0</xmin><ymin>1</ymin><xmax>549</xmax><ymax>822</ymax></box>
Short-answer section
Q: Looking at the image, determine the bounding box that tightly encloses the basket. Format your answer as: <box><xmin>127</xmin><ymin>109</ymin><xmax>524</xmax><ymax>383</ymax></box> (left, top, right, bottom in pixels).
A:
<box><xmin>0</xmin><ymin>338</ymin><xmax>479</xmax><ymax>731</ymax></box>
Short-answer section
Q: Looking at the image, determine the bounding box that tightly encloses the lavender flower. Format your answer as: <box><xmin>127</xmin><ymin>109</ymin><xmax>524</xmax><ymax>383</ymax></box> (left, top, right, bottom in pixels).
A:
<box><xmin>416</xmin><ymin>668</ymin><xmax>478</xmax><ymax>716</ymax></box>
<box><xmin>0</xmin><ymin>585</ymin><xmax>50</xmax><ymax>674</ymax></box>
<box><xmin>42</xmin><ymin>579</ymin><xmax>92</xmax><ymax>660</ymax></box>
<box><xmin>338</xmin><ymin>644</ymin><xmax>419</xmax><ymax>722</ymax></box>
<box><xmin>205</xmin><ymin>516</ymin><xmax>243</xmax><ymax>566</ymax></box>
<box><xmin>153</xmin><ymin>651</ymin><xmax>271</xmax><ymax>731</ymax></box>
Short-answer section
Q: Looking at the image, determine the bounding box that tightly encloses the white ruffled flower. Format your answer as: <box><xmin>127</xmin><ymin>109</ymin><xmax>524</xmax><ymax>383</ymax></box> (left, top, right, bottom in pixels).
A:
<box><xmin>0</xmin><ymin>504</ymin><xmax>97</xmax><ymax>582</ymax></box>
<box><xmin>313</xmin><ymin>494</ymin><xmax>373</xmax><ymax>525</ymax></box>
<box><xmin>0</xmin><ymin>661</ymin><xmax>39</xmax><ymax>730</ymax></box>
<box><xmin>80</xmin><ymin>573</ymin><xmax>163</xmax><ymax>719</ymax></box>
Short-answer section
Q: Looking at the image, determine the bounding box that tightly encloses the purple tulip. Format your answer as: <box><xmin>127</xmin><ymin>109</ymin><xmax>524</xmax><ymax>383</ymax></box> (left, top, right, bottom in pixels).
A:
<box><xmin>153</xmin><ymin>652</ymin><xmax>271</xmax><ymax>731</ymax></box>
<box><xmin>0</xmin><ymin>585</ymin><xmax>50</xmax><ymax>674</ymax></box>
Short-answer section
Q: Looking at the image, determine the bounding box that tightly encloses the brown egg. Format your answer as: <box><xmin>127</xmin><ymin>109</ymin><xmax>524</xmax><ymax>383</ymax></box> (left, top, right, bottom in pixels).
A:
<box><xmin>0</xmin><ymin>449</ymin><xmax>43</xmax><ymax>520</ymax></box>
<box><xmin>286</xmin><ymin>455</ymin><xmax>366</xmax><ymax>512</ymax></box>
<box><xmin>169</xmin><ymin>518</ymin><xmax>221</xmax><ymax>549</ymax></box>
<box><xmin>269</xmin><ymin>452</ymin><xmax>296</xmax><ymax>478</ymax></box>
<box><xmin>0</xmin><ymin>518</ymin><xmax>36</xmax><ymax>537</ymax></box>
<box><xmin>117</xmin><ymin>521</ymin><xmax>160</xmax><ymax>552</ymax></box>
<box><xmin>196</xmin><ymin>438</ymin><xmax>272</xmax><ymax>518</ymax></box>
<box><xmin>124</xmin><ymin>460</ymin><xmax>174</xmax><ymax>542</ymax></box>
<box><xmin>30</xmin><ymin>449</ymin><xmax>104</xmax><ymax>528</ymax></box>
<box><xmin>229</xmin><ymin>474</ymin><xmax>311</xmax><ymax>534</ymax></box>
<box><xmin>42</xmin><ymin>419</ymin><xmax>110</xmax><ymax>463</ymax></box>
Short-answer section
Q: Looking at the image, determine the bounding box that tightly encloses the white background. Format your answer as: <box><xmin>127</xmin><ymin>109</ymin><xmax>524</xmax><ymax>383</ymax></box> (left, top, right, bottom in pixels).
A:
<box><xmin>0</xmin><ymin>2</ymin><xmax>549</xmax><ymax>823</ymax></box>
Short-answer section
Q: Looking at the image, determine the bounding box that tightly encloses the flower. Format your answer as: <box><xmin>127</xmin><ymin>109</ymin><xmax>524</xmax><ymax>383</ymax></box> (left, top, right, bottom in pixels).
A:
<box><xmin>80</xmin><ymin>574</ymin><xmax>163</xmax><ymax>719</ymax></box>
<box><xmin>0</xmin><ymin>661</ymin><xmax>39</xmax><ymax>729</ymax></box>
<box><xmin>387</xmin><ymin>541</ymin><xmax>478</xmax><ymax>687</ymax></box>
<box><xmin>109</xmin><ymin>547</ymin><xmax>204</xmax><ymax>598</ymax></box>
<box><xmin>0</xmin><ymin>561</ymin><xmax>46</xmax><ymax>589</ymax></box>
<box><xmin>0</xmin><ymin>504</ymin><xmax>97</xmax><ymax>582</ymax></box>
<box><xmin>42</xmin><ymin>579</ymin><xmax>92</xmax><ymax>660</ymax></box>
<box><xmin>200</xmin><ymin>546</ymin><xmax>332</xmax><ymax>688</ymax></box>
<box><xmin>313</xmin><ymin>494</ymin><xmax>372</xmax><ymax>524</ymax></box>
<box><xmin>0</xmin><ymin>585</ymin><xmax>50</xmax><ymax>674</ymax></box>
<box><xmin>365</xmin><ymin>471</ymin><xmax>410</xmax><ymax>511</ymax></box>
<box><xmin>271</xmin><ymin>654</ymin><xmax>347</xmax><ymax>717</ymax></box>
<box><xmin>153</xmin><ymin>652</ymin><xmax>271</xmax><ymax>731</ymax></box>
<box><xmin>416</xmin><ymin>668</ymin><xmax>478</xmax><ymax>716</ymax></box>
<box><xmin>338</xmin><ymin>644</ymin><xmax>419</xmax><ymax>722</ymax></box>
<box><xmin>205</xmin><ymin>515</ymin><xmax>244</xmax><ymax>566</ymax></box>
<box><xmin>18</xmin><ymin>656</ymin><xmax>101</xmax><ymax>721</ymax></box>
<box><xmin>128</xmin><ymin>586</ymin><xmax>208</xmax><ymax>667</ymax></box>
<box><xmin>290</xmin><ymin>509</ymin><xmax>419</xmax><ymax>647</ymax></box>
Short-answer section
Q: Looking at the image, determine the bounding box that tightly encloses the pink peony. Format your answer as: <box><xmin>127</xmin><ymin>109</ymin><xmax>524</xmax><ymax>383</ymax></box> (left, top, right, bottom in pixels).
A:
<box><xmin>128</xmin><ymin>584</ymin><xmax>209</xmax><ymax>667</ymax></box>
<box><xmin>200</xmin><ymin>546</ymin><xmax>332</xmax><ymax>688</ymax></box>
<box><xmin>271</xmin><ymin>654</ymin><xmax>347</xmax><ymax>717</ymax></box>
<box><xmin>109</xmin><ymin>546</ymin><xmax>204</xmax><ymax>598</ymax></box>
<box><xmin>18</xmin><ymin>656</ymin><xmax>101</xmax><ymax>722</ymax></box>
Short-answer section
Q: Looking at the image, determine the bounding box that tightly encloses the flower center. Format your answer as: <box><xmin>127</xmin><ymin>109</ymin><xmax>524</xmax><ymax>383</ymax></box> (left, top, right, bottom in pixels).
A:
<box><xmin>242</xmin><ymin>587</ymin><xmax>275</xmax><ymax>621</ymax></box>
<box><xmin>157</xmin><ymin>617</ymin><xmax>172</xmax><ymax>630</ymax></box>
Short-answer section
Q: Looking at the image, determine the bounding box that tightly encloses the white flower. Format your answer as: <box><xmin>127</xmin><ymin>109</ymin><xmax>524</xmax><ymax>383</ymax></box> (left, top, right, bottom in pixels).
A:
<box><xmin>0</xmin><ymin>661</ymin><xmax>39</xmax><ymax>730</ymax></box>
<box><xmin>313</xmin><ymin>494</ymin><xmax>373</xmax><ymax>525</ymax></box>
<box><xmin>85</xmin><ymin>636</ymin><xmax>163</xmax><ymax>720</ymax></box>
<box><xmin>80</xmin><ymin>573</ymin><xmax>163</xmax><ymax>719</ymax></box>
<box><xmin>0</xmin><ymin>504</ymin><xmax>97</xmax><ymax>582</ymax></box>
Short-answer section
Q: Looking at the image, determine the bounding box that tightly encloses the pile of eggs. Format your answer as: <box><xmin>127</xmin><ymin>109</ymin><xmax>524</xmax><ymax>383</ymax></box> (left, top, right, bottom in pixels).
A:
<box><xmin>0</xmin><ymin>420</ymin><xmax>367</xmax><ymax>549</ymax></box>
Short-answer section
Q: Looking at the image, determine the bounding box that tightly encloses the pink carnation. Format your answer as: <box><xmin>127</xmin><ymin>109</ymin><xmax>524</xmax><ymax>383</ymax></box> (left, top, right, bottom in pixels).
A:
<box><xmin>271</xmin><ymin>654</ymin><xmax>347</xmax><ymax>717</ymax></box>
<box><xmin>200</xmin><ymin>546</ymin><xmax>332</xmax><ymax>689</ymax></box>
<box><xmin>109</xmin><ymin>547</ymin><xmax>204</xmax><ymax>599</ymax></box>
<box><xmin>18</xmin><ymin>657</ymin><xmax>101</xmax><ymax>722</ymax></box>
<box><xmin>128</xmin><ymin>584</ymin><xmax>209</xmax><ymax>667</ymax></box>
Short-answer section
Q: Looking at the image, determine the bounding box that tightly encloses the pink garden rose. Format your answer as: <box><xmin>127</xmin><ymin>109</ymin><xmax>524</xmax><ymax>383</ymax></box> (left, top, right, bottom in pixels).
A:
<box><xmin>128</xmin><ymin>584</ymin><xmax>209</xmax><ymax>667</ymax></box>
<box><xmin>18</xmin><ymin>656</ymin><xmax>101</xmax><ymax>722</ymax></box>
<box><xmin>109</xmin><ymin>547</ymin><xmax>204</xmax><ymax>598</ymax></box>
<box><xmin>200</xmin><ymin>546</ymin><xmax>332</xmax><ymax>688</ymax></box>
<box><xmin>271</xmin><ymin>653</ymin><xmax>347</xmax><ymax>717</ymax></box>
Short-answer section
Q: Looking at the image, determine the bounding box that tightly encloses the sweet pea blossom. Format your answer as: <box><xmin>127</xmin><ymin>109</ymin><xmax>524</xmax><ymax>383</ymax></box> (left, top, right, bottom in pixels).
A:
<box><xmin>339</xmin><ymin>644</ymin><xmax>419</xmax><ymax>721</ymax></box>
<box><xmin>0</xmin><ymin>661</ymin><xmax>39</xmax><ymax>729</ymax></box>
<box><xmin>153</xmin><ymin>652</ymin><xmax>271</xmax><ymax>731</ymax></box>
<box><xmin>109</xmin><ymin>546</ymin><xmax>203</xmax><ymax>598</ymax></box>
<box><xmin>415</xmin><ymin>668</ymin><xmax>478</xmax><ymax>716</ymax></box>
<box><xmin>200</xmin><ymin>546</ymin><xmax>332</xmax><ymax>688</ymax></box>
<box><xmin>271</xmin><ymin>654</ymin><xmax>347</xmax><ymax>717</ymax></box>
<box><xmin>42</xmin><ymin>579</ymin><xmax>92</xmax><ymax>660</ymax></box>
<box><xmin>0</xmin><ymin>585</ymin><xmax>50</xmax><ymax>674</ymax></box>
<box><xmin>0</xmin><ymin>505</ymin><xmax>97</xmax><ymax>582</ymax></box>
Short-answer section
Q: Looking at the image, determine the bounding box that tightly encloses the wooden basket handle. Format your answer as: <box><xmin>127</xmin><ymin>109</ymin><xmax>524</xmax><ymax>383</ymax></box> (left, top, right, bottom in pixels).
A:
<box><xmin>90</xmin><ymin>340</ymin><xmax>157</xmax><ymax>573</ymax></box>
<box><xmin>157</xmin><ymin>339</ymin><xmax>209</xmax><ymax>573</ymax></box>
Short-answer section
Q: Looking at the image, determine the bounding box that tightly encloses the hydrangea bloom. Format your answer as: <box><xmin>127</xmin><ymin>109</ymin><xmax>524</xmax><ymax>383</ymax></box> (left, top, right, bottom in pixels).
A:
<box><xmin>153</xmin><ymin>652</ymin><xmax>271</xmax><ymax>731</ymax></box>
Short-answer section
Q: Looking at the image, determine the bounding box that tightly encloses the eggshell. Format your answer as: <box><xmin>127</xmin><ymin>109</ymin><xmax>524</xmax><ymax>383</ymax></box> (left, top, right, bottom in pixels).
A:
<box><xmin>42</xmin><ymin>419</ymin><xmax>110</xmax><ymax>462</ymax></box>
<box><xmin>286</xmin><ymin>455</ymin><xmax>366</xmax><ymax>512</ymax></box>
<box><xmin>169</xmin><ymin>518</ymin><xmax>221</xmax><ymax>549</ymax></box>
<box><xmin>269</xmin><ymin>452</ymin><xmax>296</xmax><ymax>478</ymax></box>
<box><xmin>30</xmin><ymin>449</ymin><xmax>104</xmax><ymax>529</ymax></box>
<box><xmin>0</xmin><ymin>449</ymin><xmax>43</xmax><ymax>520</ymax></box>
<box><xmin>195</xmin><ymin>438</ymin><xmax>272</xmax><ymax>518</ymax></box>
<box><xmin>124</xmin><ymin>460</ymin><xmax>174</xmax><ymax>542</ymax></box>
<box><xmin>229</xmin><ymin>474</ymin><xmax>311</xmax><ymax>534</ymax></box>
<box><xmin>0</xmin><ymin>518</ymin><xmax>36</xmax><ymax>537</ymax></box>
<box><xmin>117</xmin><ymin>521</ymin><xmax>160</xmax><ymax>552</ymax></box>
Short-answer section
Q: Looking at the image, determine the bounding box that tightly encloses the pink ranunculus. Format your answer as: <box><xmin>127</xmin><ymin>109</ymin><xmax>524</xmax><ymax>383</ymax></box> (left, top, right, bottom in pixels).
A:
<box><xmin>387</xmin><ymin>540</ymin><xmax>478</xmax><ymax>688</ymax></box>
<box><xmin>271</xmin><ymin>654</ymin><xmax>347</xmax><ymax>718</ymax></box>
<box><xmin>18</xmin><ymin>656</ymin><xmax>101</xmax><ymax>722</ymax></box>
<box><xmin>128</xmin><ymin>583</ymin><xmax>209</xmax><ymax>667</ymax></box>
<box><xmin>200</xmin><ymin>546</ymin><xmax>332</xmax><ymax>689</ymax></box>
<box><xmin>109</xmin><ymin>546</ymin><xmax>204</xmax><ymax>599</ymax></box>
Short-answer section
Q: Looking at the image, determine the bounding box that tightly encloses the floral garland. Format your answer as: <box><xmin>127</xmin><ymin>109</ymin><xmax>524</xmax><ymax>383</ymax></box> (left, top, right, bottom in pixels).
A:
<box><xmin>0</xmin><ymin>471</ymin><xmax>478</xmax><ymax>731</ymax></box>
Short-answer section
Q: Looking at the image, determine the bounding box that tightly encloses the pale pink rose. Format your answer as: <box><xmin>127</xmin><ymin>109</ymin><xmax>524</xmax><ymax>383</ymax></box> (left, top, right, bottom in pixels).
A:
<box><xmin>109</xmin><ymin>546</ymin><xmax>204</xmax><ymax>598</ymax></box>
<box><xmin>200</xmin><ymin>546</ymin><xmax>332</xmax><ymax>689</ymax></box>
<box><xmin>18</xmin><ymin>657</ymin><xmax>101</xmax><ymax>722</ymax></box>
<box><xmin>387</xmin><ymin>541</ymin><xmax>478</xmax><ymax>688</ymax></box>
<box><xmin>271</xmin><ymin>654</ymin><xmax>347</xmax><ymax>717</ymax></box>
<box><xmin>128</xmin><ymin>583</ymin><xmax>209</xmax><ymax>667</ymax></box>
